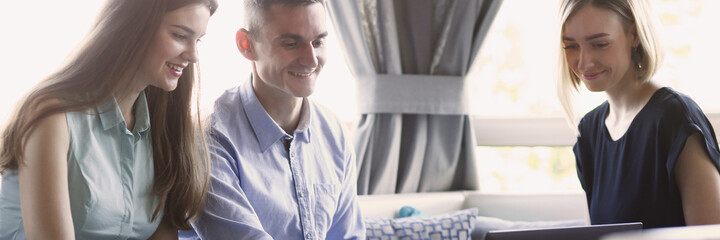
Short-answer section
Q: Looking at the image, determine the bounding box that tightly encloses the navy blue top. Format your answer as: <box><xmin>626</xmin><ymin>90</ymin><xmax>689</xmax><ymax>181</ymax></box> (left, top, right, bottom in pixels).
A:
<box><xmin>574</xmin><ymin>87</ymin><xmax>720</xmax><ymax>228</ymax></box>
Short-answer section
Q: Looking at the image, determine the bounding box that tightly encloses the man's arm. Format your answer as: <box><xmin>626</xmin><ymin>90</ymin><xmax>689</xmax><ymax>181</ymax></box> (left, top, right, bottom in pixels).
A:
<box><xmin>190</xmin><ymin>131</ymin><xmax>273</xmax><ymax>240</ymax></box>
<box><xmin>325</xmin><ymin>136</ymin><xmax>366</xmax><ymax>239</ymax></box>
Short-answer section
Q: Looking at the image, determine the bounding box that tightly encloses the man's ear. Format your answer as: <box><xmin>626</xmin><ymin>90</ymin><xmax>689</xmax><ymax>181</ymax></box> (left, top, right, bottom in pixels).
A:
<box><xmin>236</xmin><ymin>28</ymin><xmax>257</xmax><ymax>61</ymax></box>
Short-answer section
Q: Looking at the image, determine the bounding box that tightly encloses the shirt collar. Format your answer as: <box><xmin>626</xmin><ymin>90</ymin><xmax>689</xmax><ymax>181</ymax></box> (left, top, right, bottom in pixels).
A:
<box><xmin>295</xmin><ymin>99</ymin><xmax>311</xmax><ymax>143</ymax></box>
<box><xmin>133</xmin><ymin>92</ymin><xmax>151</xmax><ymax>135</ymax></box>
<box><xmin>241</xmin><ymin>76</ymin><xmax>311</xmax><ymax>153</ymax></box>
<box><xmin>97</xmin><ymin>91</ymin><xmax>151</xmax><ymax>135</ymax></box>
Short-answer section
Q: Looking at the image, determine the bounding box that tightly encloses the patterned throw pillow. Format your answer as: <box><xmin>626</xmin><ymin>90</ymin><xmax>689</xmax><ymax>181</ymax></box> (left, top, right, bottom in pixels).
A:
<box><xmin>365</xmin><ymin>208</ymin><xmax>477</xmax><ymax>240</ymax></box>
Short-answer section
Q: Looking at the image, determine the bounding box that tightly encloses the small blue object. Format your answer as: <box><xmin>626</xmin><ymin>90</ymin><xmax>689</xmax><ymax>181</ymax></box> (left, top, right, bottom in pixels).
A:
<box><xmin>398</xmin><ymin>206</ymin><xmax>428</xmax><ymax>218</ymax></box>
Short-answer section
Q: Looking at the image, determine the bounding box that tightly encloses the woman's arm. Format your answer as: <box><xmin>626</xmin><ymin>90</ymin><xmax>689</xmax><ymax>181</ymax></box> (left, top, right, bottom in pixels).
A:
<box><xmin>18</xmin><ymin>109</ymin><xmax>74</xmax><ymax>239</ymax></box>
<box><xmin>675</xmin><ymin>133</ymin><xmax>720</xmax><ymax>225</ymax></box>
<box><xmin>148</xmin><ymin>216</ymin><xmax>178</xmax><ymax>240</ymax></box>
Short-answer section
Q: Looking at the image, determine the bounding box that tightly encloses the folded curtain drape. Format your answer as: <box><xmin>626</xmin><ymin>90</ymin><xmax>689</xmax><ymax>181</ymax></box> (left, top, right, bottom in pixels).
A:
<box><xmin>327</xmin><ymin>0</ymin><xmax>503</xmax><ymax>194</ymax></box>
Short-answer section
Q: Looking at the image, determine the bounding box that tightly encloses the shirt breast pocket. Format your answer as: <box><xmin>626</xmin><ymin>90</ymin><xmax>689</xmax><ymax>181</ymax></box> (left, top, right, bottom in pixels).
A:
<box><xmin>314</xmin><ymin>183</ymin><xmax>340</xmax><ymax>234</ymax></box>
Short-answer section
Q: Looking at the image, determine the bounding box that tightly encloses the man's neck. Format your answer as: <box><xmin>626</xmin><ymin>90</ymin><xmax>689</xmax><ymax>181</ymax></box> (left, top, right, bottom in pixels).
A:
<box><xmin>252</xmin><ymin>82</ymin><xmax>304</xmax><ymax>135</ymax></box>
<box><xmin>269</xmin><ymin>97</ymin><xmax>304</xmax><ymax>135</ymax></box>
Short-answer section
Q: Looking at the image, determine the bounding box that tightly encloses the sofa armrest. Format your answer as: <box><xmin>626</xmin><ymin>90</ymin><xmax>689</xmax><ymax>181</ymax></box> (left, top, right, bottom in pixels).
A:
<box><xmin>464</xmin><ymin>191</ymin><xmax>589</xmax><ymax>222</ymax></box>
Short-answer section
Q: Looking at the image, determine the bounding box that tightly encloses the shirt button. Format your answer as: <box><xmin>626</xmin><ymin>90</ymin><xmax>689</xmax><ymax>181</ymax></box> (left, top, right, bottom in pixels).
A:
<box><xmin>298</xmin><ymin>191</ymin><xmax>304</xmax><ymax>198</ymax></box>
<box><xmin>306</xmin><ymin>232</ymin><xmax>312</xmax><ymax>239</ymax></box>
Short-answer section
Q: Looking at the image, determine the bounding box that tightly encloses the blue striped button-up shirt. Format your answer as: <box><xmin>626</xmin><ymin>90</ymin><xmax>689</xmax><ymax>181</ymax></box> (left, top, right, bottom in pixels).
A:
<box><xmin>182</xmin><ymin>78</ymin><xmax>365</xmax><ymax>240</ymax></box>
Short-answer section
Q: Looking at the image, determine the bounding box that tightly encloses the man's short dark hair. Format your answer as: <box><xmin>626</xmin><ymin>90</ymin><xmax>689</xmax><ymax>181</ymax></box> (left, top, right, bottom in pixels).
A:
<box><xmin>243</xmin><ymin>0</ymin><xmax>325</xmax><ymax>39</ymax></box>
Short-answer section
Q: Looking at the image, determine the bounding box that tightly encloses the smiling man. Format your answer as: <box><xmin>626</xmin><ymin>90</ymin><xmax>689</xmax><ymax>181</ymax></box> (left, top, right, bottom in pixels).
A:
<box><xmin>179</xmin><ymin>0</ymin><xmax>365</xmax><ymax>239</ymax></box>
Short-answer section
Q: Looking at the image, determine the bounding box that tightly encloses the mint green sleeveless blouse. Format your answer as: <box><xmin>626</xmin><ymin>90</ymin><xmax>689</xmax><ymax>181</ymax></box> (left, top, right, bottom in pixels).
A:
<box><xmin>0</xmin><ymin>92</ymin><xmax>161</xmax><ymax>239</ymax></box>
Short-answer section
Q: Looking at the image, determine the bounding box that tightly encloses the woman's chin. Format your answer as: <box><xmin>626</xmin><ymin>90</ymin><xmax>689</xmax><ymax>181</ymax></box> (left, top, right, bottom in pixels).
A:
<box><xmin>157</xmin><ymin>79</ymin><xmax>179</xmax><ymax>92</ymax></box>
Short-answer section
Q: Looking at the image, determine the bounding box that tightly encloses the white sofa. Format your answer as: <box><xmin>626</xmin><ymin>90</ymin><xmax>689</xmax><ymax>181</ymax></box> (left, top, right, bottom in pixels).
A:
<box><xmin>357</xmin><ymin>191</ymin><xmax>590</xmax><ymax>239</ymax></box>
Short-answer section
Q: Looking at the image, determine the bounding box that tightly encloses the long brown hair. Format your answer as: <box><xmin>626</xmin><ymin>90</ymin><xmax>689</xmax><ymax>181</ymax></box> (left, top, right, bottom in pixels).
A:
<box><xmin>0</xmin><ymin>0</ymin><xmax>218</xmax><ymax>230</ymax></box>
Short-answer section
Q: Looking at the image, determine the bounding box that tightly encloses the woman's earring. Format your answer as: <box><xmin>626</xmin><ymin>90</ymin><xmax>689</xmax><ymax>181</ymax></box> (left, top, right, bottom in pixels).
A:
<box><xmin>630</xmin><ymin>46</ymin><xmax>645</xmax><ymax>78</ymax></box>
<box><xmin>632</xmin><ymin>46</ymin><xmax>643</xmax><ymax>71</ymax></box>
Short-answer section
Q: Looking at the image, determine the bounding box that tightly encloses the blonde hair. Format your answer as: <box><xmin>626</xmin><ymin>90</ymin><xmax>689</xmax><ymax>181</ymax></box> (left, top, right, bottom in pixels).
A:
<box><xmin>557</xmin><ymin>0</ymin><xmax>663</xmax><ymax>128</ymax></box>
<box><xmin>0</xmin><ymin>0</ymin><xmax>217</xmax><ymax>230</ymax></box>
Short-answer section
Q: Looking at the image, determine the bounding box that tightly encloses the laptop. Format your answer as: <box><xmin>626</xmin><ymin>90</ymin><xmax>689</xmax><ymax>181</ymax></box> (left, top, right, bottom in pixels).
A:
<box><xmin>485</xmin><ymin>222</ymin><xmax>643</xmax><ymax>240</ymax></box>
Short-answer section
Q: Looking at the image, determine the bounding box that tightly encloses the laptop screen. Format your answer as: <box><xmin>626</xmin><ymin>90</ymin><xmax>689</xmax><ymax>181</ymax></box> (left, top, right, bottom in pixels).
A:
<box><xmin>485</xmin><ymin>222</ymin><xmax>643</xmax><ymax>240</ymax></box>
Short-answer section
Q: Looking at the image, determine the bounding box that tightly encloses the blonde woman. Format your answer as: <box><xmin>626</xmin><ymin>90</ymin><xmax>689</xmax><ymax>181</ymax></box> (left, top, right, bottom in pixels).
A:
<box><xmin>558</xmin><ymin>0</ymin><xmax>720</xmax><ymax>228</ymax></box>
<box><xmin>0</xmin><ymin>0</ymin><xmax>217</xmax><ymax>239</ymax></box>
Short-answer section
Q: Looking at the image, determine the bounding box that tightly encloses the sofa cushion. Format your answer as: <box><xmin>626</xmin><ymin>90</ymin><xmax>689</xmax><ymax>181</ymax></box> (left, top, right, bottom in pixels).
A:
<box><xmin>398</xmin><ymin>206</ymin><xmax>429</xmax><ymax>218</ymax></box>
<box><xmin>358</xmin><ymin>191</ymin><xmax>467</xmax><ymax>218</ymax></box>
<box><xmin>365</xmin><ymin>208</ymin><xmax>477</xmax><ymax>240</ymax></box>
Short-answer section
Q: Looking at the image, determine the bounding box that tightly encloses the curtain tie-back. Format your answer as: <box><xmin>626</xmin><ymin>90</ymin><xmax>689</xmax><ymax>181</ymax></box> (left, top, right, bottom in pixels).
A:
<box><xmin>356</xmin><ymin>74</ymin><xmax>469</xmax><ymax>115</ymax></box>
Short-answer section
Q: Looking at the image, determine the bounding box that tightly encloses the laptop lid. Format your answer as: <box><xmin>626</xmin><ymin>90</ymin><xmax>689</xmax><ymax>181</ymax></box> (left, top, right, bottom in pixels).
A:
<box><xmin>485</xmin><ymin>222</ymin><xmax>643</xmax><ymax>240</ymax></box>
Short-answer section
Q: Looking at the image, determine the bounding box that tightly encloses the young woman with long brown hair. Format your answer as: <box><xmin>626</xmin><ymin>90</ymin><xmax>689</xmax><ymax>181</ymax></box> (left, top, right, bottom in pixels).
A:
<box><xmin>0</xmin><ymin>0</ymin><xmax>217</xmax><ymax>239</ymax></box>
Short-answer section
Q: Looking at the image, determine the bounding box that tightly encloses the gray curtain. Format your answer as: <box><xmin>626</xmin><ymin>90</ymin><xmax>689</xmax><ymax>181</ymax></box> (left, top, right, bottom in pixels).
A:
<box><xmin>328</xmin><ymin>0</ymin><xmax>503</xmax><ymax>195</ymax></box>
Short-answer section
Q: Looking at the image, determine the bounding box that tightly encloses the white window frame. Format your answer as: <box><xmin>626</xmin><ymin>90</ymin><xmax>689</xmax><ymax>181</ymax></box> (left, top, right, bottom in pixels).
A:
<box><xmin>473</xmin><ymin>113</ymin><xmax>720</xmax><ymax>147</ymax></box>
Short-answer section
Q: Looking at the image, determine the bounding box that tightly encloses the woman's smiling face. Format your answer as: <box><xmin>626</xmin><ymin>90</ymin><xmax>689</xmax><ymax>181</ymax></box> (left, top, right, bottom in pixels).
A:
<box><xmin>562</xmin><ymin>5</ymin><xmax>638</xmax><ymax>93</ymax></box>
<box><xmin>142</xmin><ymin>3</ymin><xmax>211</xmax><ymax>91</ymax></box>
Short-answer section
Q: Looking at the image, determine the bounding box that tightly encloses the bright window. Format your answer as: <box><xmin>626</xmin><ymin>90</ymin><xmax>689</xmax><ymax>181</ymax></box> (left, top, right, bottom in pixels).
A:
<box><xmin>0</xmin><ymin>0</ymin><xmax>356</xmax><ymax>126</ymax></box>
<box><xmin>471</xmin><ymin>0</ymin><xmax>720</xmax><ymax>119</ymax></box>
<box><xmin>476</xmin><ymin>146</ymin><xmax>580</xmax><ymax>193</ymax></box>
<box><xmin>470</xmin><ymin>0</ymin><xmax>720</xmax><ymax>193</ymax></box>
<box><xmin>3</xmin><ymin>1</ymin><xmax>720</xmax><ymax>194</ymax></box>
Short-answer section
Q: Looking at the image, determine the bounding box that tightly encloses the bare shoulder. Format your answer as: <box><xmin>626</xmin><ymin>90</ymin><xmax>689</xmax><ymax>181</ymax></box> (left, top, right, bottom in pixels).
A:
<box><xmin>30</xmin><ymin>98</ymin><xmax>68</xmax><ymax>135</ymax></box>
<box><xmin>22</xmin><ymin>98</ymin><xmax>70</xmax><ymax>164</ymax></box>
<box><xmin>17</xmin><ymin>98</ymin><xmax>76</xmax><ymax>239</ymax></box>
